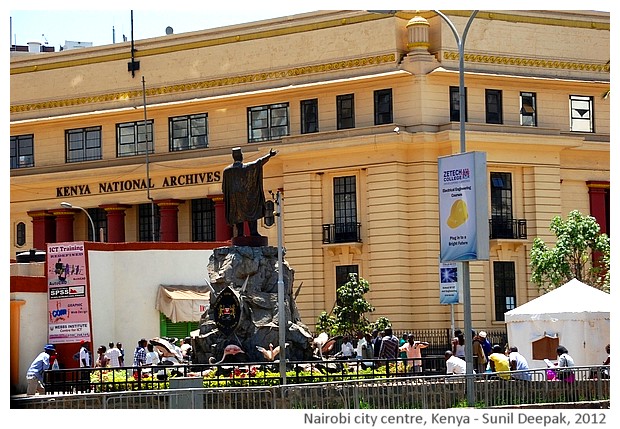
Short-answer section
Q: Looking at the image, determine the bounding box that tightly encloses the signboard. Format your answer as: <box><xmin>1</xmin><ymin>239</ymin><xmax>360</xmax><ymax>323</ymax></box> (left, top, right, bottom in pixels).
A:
<box><xmin>439</xmin><ymin>262</ymin><xmax>461</xmax><ymax>304</ymax></box>
<box><xmin>438</xmin><ymin>152</ymin><xmax>489</xmax><ymax>262</ymax></box>
<box><xmin>46</xmin><ymin>242</ymin><xmax>91</xmax><ymax>344</ymax></box>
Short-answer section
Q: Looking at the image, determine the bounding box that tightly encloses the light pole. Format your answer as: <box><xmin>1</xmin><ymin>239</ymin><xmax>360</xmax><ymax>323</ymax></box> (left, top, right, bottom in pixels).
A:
<box><xmin>274</xmin><ymin>189</ymin><xmax>287</xmax><ymax>384</ymax></box>
<box><xmin>433</xmin><ymin>9</ymin><xmax>479</xmax><ymax>407</ymax></box>
<box><xmin>61</xmin><ymin>202</ymin><xmax>97</xmax><ymax>242</ymax></box>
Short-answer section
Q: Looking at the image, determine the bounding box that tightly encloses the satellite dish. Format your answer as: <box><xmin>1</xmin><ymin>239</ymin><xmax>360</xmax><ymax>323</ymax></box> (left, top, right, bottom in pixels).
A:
<box><xmin>165</xmin><ymin>26</ymin><xmax>174</xmax><ymax>35</ymax></box>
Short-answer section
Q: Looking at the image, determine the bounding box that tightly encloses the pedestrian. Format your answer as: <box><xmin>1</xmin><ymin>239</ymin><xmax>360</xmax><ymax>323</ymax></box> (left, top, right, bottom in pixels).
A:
<box><xmin>357</xmin><ymin>332</ymin><xmax>374</xmax><ymax>368</ymax></box>
<box><xmin>399</xmin><ymin>333</ymin><xmax>408</xmax><ymax>360</ymax></box>
<box><xmin>79</xmin><ymin>340</ymin><xmax>91</xmax><ymax>368</ymax></box>
<box><xmin>378</xmin><ymin>327</ymin><xmax>399</xmax><ymax>360</ymax></box>
<box><xmin>26</xmin><ymin>344</ymin><xmax>56</xmax><ymax>395</ymax></box>
<box><xmin>444</xmin><ymin>350</ymin><xmax>466</xmax><ymax>375</ymax></box>
<box><xmin>508</xmin><ymin>346</ymin><xmax>531</xmax><ymax>381</ymax></box>
<box><xmin>133</xmin><ymin>338</ymin><xmax>147</xmax><ymax>366</ymax></box>
<box><xmin>488</xmin><ymin>344</ymin><xmax>510</xmax><ymax>380</ymax></box>
<box><xmin>399</xmin><ymin>333</ymin><xmax>429</xmax><ymax>374</ymax></box>
<box><xmin>471</xmin><ymin>330</ymin><xmax>488</xmax><ymax>374</ymax></box>
<box><xmin>478</xmin><ymin>331</ymin><xmax>492</xmax><ymax>358</ymax></box>
<box><xmin>95</xmin><ymin>345</ymin><xmax>109</xmax><ymax>368</ymax></box>
<box><xmin>452</xmin><ymin>329</ymin><xmax>466</xmax><ymax>359</ymax></box>
<box><xmin>145</xmin><ymin>343</ymin><xmax>161</xmax><ymax>366</ymax></box>
<box><xmin>116</xmin><ymin>342</ymin><xmax>125</xmax><ymax>366</ymax></box>
<box><xmin>554</xmin><ymin>345</ymin><xmax>575</xmax><ymax>381</ymax></box>
<box><xmin>105</xmin><ymin>342</ymin><xmax>122</xmax><ymax>368</ymax></box>
<box><xmin>340</xmin><ymin>335</ymin><xmax>354</xmax><ymax>359</ymax></box>
<box><xmin>372</xmin><ymin>330</ymin><xmax>382</xmax><ymax>358</ymax></box>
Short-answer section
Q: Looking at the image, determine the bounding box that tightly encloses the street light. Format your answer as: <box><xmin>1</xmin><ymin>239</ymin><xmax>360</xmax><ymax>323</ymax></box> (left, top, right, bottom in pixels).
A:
<box><xmin>61</xmin><ymin>202</ymin><xmax>97</xmax><ymax>242</ymax></box>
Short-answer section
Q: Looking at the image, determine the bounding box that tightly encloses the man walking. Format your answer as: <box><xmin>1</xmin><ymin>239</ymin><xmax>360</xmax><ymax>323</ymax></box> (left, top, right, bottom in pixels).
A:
<box><xmin>26</xmin><ymin>344</ymin><xmax>56</xmax><ymax>395</ymax></box>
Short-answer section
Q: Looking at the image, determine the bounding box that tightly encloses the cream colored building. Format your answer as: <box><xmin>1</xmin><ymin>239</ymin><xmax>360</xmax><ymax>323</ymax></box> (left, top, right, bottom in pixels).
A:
<box><xmin>10</xmin><ymin>10</ymin><xmax>610</xmax><ymax>332</ymax></box>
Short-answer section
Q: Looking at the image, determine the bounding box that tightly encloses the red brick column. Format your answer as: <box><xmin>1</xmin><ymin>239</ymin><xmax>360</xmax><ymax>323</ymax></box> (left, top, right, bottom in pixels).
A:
<box><xmin>155</xmin><ymin>199</ymin><xmax>184</xmax><ymax>242</ymax></box>
<box><xmin>209</xmin><ymin>195</ymin><xmax>232</xmax><ymax>241</ymax></box>
<box><xmin>27</xmin><ymin>210</ymin><xmax>56</xmax><ymax>250</ymax></box>
<box><xmin>50</xmin><ymin>209</ymin><xmax>75</xmax><ymax>243</ymax></box>
<box><xmin>100</xmin><ymin>204</ymin><xmax>131</xmax><ymax>243</ymax></box>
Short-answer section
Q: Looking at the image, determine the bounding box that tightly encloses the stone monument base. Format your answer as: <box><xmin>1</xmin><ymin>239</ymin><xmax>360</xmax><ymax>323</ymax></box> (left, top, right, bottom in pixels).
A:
<box><xmin>231</xmin><ymin>235</ymin><xmax>268</xmax><ymax>247</ymax></box>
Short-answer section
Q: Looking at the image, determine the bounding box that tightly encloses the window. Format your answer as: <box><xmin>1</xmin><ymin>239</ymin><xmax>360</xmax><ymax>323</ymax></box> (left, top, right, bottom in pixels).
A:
<box><xmin>160</xmin><ymin>313</ymin><xmax>198</xmax><ymax>344</ymax></box>
<box><xmin>337</xmin><ymin>94</ymin><xmax>355</xmax><ymax>130</ymax></box>
<box><xmin>87</xmin><ymin>208</ymin><xmax>107</xmax><ymax>242</ymax></box>
<box><xmin>138</xmin><ymin>203</ymin><xmax>160</xmax><ymax>242</ymax></box>
<box><xmin>520</xmin><ymin>92</ymin><xmax>537</xmax><ymax>126</ymax></box>
<box><xmin>301</xmin><ymin>99</ymin><xmax>319</xmax><ymax>134</ymax></box>
<box><xmin>66</xmin><ymin>127</ymin><xmax>102</xmax><ymax>162</ymax></box>
<box><xmin>336</xmin><ymin>265</ymin><xmax>359</xmax><ymax>303</ymax></box>
<box><xmin>490</xmin><ymin>172</ymin><xmax>513</xmax><ymax>238</ymax></box>
<box><xmin>10</xmin><ymin>134</ymin><xmax>34</xmax><ymax>169</ymax></box>
<box><xmin>16</xmin><ymin>222</ymin><xmax>26</xmax><ymax>247</ymax></box>
<box><xmin>192</xmin><ymin>198</ymin><xmax>215</xmax><ymax>242</ymax></box>
<box><xmin>485</xmin><ymin>89</ymin><xmax>503</xmax><ymax>124</ymax></box>
<box><xmin>374</xmin><ymin>89</ymin><xmax>393</xmax><ymax>125</ymax></box>
<box><xmin>570</xmin><ymin>95</ymin><xmax>594</xmax><ymax>132</ymax></box>
<box><xmin>449</xmin><ymin>86</ymin><xmax>467</xmax><ymax>122</ymax></box>
<box><xmin>493</xmin><ymin>261</ymin><xmax>516</xmax><ymax>321</ymax></box>
<box><xmin>116</xmin><ymin>120</ymin><xmax>154</xmax><ymax>157</ymax></box>
<box><xmin>248</xmin><ymin>103</ymin><xmax>289</xmax><ymax>143</ymax></box>
<box><xmin>333</xmin><ymin>176</ymin><xmax>358</xmax><ymax>242</ymax></box>
<box><xmin>169</xmin><ymin>113</ymin><xmax>208</xmax><ymax>151</ymax></box>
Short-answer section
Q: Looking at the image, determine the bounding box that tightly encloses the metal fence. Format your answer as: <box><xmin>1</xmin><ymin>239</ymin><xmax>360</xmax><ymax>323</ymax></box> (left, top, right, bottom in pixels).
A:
<box><xmin>12</xmin><ymin>365</ymin><xmax>609</xmax><ymax>409</ymax></box>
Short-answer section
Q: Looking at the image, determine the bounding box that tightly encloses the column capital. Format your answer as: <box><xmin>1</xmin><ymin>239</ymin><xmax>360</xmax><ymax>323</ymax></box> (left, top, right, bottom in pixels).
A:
<box><xmin>207</xmin><ymin>194</ymin><xmax>224</xmax><ymax>203</ymax></box>
<box><xmin>49</xmin><ymin>209</ymin><xmax>76</xmax><ymax>217</ymax></box>
<box><xmin>27</xmin><ymin>210</ymin><xmax>54</xmax><ymax>218</ymax></box>
<box><xmin>154</xmin><ymin>199</ymin><xmax>185</xmax><ymax>208</ymax></box>
<box><xmin>99</xmin><ymin>204</ymin><xmax>132</xmax><ymax>212</ymax></box>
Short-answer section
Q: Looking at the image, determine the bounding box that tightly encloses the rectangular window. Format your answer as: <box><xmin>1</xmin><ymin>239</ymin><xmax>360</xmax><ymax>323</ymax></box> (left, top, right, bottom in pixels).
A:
<box><xmin>449</xmin><ymin>86</ymin><xmax>467</xmax><ymax>122</ymax></box>
<box><xmin>138</xmin><ymin>203</ymin><xmax>160</xmax><ymax>242</ymax></box>
<box><xmin>301</xmin><ymin>99</ymin><xmax>319</xmax><ymax>134</ymax></box>
<box><xmin>248</xmin><ymin>103</ymin><xmax>289</xmax><ymax>143</ymax></box>
<box><xmin>570</xmin><ymin>95</ymin><xmax>594</xmax><ymax>132</ymax></box>
<box><xmin>87</xmin><ymin>208</ymin><xmax>107</xmax><ymax>242</ymax></box>
<box><xmin>333</xmin><ymin>176</ymin><xmax>358</xmax><ymax>242</ymax></box>
<box><xmin>490</xmin><ymin>172</ymin><xmax>513</xmax><ymax>239</ymax></box>
<box><xmin>16</xmin><ymin>222</ymin><xmax>26</xmax><ymax>247</ymax></box>
<box><xmin>116</xmin><ymin>120</ymin><xmax>154</xmax><ymax>157</ymax></box>
<box><xmin>191</xmin><ymin>198</ymin><xmax>215</xmax><ymax>242</ymax></box>
<box><xmin>493</xmin><ymin>261</ymin><xmax>516</xmax><ymax>321</ymax></box>
<box><xmin>485</xmin><ymin>89</ymin><xmax>503</xmax><ymax>124</ymax></box>
<box><xmin>335</xmin><ymin>265</ymin><xmax>359</xmax><ymax>303</ymax></box>
<box><xmin>520</xmin><ymin>92</ymin><xmax>537</xmax><ymax>126</ymax></box>
<box><xmin>374</xmin><ymin>88</ymin><xmax>393</xmax><ymax>125</ymax></box>
<box><xmin>66</xmin><ymin>127</ymin><xmax>102</xmax><ymax>163</ymax></box>
<box><xmin>10</xmin><ymin>134</ymin><xmax>34</xmax><ymax>169</ymax></box>
<box><xmin>337</xmin><ymin>94</ymin><xmax>355</xmax><ymax>130</ymax></box>
<box><xmin>169</xmin><ymin>113</ymin><xmax>208</xmax><ymax>151</ymax></box>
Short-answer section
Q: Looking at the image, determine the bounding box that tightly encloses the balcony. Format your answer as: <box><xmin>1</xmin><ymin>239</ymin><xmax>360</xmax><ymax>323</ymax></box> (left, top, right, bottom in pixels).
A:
<box><xmin>489</xmin><ymin>218</ymin><xmax>527</xmax><ymax>240</ymax></box>
<box><xmin>322</xmin><ymin>222</ymin><xmax>362</xmax><ymax>244</ymax></box>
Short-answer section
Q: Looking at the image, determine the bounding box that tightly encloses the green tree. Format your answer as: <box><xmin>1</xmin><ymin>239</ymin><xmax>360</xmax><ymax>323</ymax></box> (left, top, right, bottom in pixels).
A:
<box><xmin>316</xmin><ymin>274</ymin><xmax>375</xmax><ymax>337</ymax></box>
<box><xmin>530</xmin><ymin>210</ymin><xmax>610</xmax><ymax>293</ymax></box>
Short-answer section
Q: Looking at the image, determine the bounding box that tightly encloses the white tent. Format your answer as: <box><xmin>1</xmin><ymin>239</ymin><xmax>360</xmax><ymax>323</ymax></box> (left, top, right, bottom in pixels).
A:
<box><xmin>504</xmin><ymin>278</ymin><xmax>610</xmax><ymax>368</ymax></box>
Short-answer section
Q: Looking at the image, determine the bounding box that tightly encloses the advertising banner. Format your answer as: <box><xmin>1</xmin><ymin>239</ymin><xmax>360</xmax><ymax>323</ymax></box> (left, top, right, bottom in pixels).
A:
<box><xmin>438</xmin><ymin>152</ymin><xmax>489</xmax><ymax>262</ymax></box>
<box><xmin>46</xmin><ymin>242</ymin><xmax>91</xmax><ymax>344</ymax></box>
<box><xmin>439</xmin><ymin>262</ymin><xmax>461</xmax><ymax>304</ymax></box>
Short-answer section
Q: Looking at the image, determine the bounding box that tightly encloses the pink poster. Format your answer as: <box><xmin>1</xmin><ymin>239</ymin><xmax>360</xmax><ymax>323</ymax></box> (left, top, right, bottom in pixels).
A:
<box><xmin>46</xmin><ymin>242</ymin><xmax>91</xmax><ymax>344</ymax></box>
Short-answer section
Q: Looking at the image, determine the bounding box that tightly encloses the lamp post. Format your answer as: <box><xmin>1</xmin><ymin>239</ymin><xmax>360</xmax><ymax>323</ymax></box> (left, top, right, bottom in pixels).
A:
<box><xmin>61</xmin><ymin>202</ymin><xmax>97</xmax><ymax>242</ymax></box>
<box><xmin>274</xmin><ymin>189</ymin><xmax>287</xmax><ymax>385</ymax></box>
<box><xmin>433</xmin><ymin>9</ymin><xmax>479</xmax><ymax>407</ymax></box>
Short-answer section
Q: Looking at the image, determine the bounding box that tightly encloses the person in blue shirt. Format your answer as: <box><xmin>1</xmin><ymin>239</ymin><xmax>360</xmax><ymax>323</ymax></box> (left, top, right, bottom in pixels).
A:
<box><xmin>26</xmin><ymin>344</ymin><xmax>56</xmax><ymax>395</ymax></box>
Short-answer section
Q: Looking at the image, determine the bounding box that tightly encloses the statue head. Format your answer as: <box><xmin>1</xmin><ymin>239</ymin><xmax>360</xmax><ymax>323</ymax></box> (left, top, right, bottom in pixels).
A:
<box><xmin>232</xmin><ymin>147</ymin><xmax>243</xmax><ymax>162</ymax></box>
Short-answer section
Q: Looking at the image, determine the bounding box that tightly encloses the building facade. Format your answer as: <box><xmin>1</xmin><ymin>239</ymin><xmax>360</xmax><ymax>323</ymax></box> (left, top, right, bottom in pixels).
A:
<box><xmin>10</xmin><ymin>10</ymin><xmax>610</xmax><ymax>332</ymax></box>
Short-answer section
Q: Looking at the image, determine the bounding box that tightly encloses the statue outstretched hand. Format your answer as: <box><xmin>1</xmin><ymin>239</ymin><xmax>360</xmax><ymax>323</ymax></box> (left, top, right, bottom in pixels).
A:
<box><xmin>269</xmin><ymin>148</ymin><xmax>278</xmax><ymax>157</ymax></box>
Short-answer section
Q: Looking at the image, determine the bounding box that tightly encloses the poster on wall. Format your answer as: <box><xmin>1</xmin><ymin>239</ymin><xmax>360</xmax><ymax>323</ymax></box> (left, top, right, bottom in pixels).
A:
<box><xmin>46</xmin><ymin>242</ymin><xmax>91</xmax><ymax>344</ymax></box>
<box><xmin>439</xmin><ymin>261</ymin><xmax>461</xmax><ymax>304</ymax></box>
<box><xmin>438</xmin><ymin>152</ymin><xmax>489</xmax><ymax>262</ymax></box>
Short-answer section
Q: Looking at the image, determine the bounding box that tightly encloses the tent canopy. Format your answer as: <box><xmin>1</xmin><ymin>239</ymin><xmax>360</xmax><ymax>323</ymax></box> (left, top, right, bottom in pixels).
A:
<box><xmin>504</xmin><ymin>278</ymin><xmax>611</xmax><ymax>323</ymax></box>
<box><xmin>155</xmin><ymin>285</ymin><xmax>210</xmax><ymax>323</ymax></box>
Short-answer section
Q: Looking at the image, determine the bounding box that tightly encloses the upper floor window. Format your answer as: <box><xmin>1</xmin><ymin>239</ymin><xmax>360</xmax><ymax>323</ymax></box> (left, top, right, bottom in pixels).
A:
<box><xmin>520</xmin><ymin>92</ymin><xmax>537</xmax><ymax>126</ymax></box>
<box><xmin>116</xmin><ymin>120</ymin><xmax>154</xmax><ymax>157</ymax></box>
<box><xmin>485</xmin><ymin>89</ymin><xmax>503</xmax><ymax>124</ymax></box>
<box><xmin>10</xmin><ymin>134</ymin><xmax>34</xmax><ymax>169</ymax></box>
<box><xmin>449</xmin><ymin>86</ymin><xmax>467</xmax><ymax>122</ymax></box>
<box><xmin>493</xmin><ymin>261</ymin><xmax>516</xmax><ymax>321</ymax></box>
<box><xmin>374</xmin><ymin>88</ymin><xmax>393</xmax><ymax>125</ymax></box>
<box><xmin>490</xmin><ymin>172</ymin><xmax>514</xmax><ymax>239</ymax></box>
<box><xmin>301</xmin><ymin>99</ymin><xmax>319</xmax><ymax>134</ymax></box>
<box><xmin>66</xmin><ymin>127</ymin><xmax>102</xmax><ymax>163</ymax></box>
<box><xmin>87</xmin><ymin>208</ymin><xmax>107</xmax><ymax>242</ymax></box>
<box><xmin>337</xmin><ymin>94</ymin><xmax>355</xmax><ymax>130</ymax></box>
<box><xmin>570</xmin><ymin>95</ymin><xmax>594</xmax><ymax>132</ymax></box>
<box><xmin>169</xmin><ymin>113</ymin><xmax>208</xmax><ymax>151</ymax></box>
<box><xmin>248</xmin><ymin>103</ymin><xmax>289</xmax><ymax>143</ymax></box>
<box><xmin>333</xmin><ymin>176</ymin><xmax>358</xmax><ymax>242</ymax></box>
<box><xmin>138</xmin><ymin>203</ymin><xmax>160</xmax><ymax>242</ymax></box>
<box><xmin>191</xmin><ymin>198</ymin><xmax>215</xmax><ymax>242</ymax></box>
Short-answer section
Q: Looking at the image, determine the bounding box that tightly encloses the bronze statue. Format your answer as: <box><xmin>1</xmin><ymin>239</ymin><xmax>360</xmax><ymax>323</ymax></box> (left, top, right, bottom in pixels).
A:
<box><xmin>222</xmin><ymin>147</ymin><xmax>277</xmax><ymax>237</ymax></box>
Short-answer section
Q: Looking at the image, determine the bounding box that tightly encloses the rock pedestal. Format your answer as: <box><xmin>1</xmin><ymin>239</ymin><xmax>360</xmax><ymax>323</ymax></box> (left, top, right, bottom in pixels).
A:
<box><xmin>193</xmin><ymin>245</ymin><xmax>313</xmax><ymax>364</ymax></box>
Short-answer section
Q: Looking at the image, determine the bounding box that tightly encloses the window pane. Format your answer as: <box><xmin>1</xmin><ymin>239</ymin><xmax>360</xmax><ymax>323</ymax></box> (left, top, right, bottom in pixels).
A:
<box><xmin>570</xmin><ymin>95</ymin><xmax>593</xmax><ymax>132</ymax></box>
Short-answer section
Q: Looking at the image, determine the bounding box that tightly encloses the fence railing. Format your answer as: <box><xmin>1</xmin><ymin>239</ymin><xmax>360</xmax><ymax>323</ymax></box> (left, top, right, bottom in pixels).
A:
<box><xmin>12</xmin><ymin>365</ymin><xmax>609</xmax><ymax>409</ymax></box>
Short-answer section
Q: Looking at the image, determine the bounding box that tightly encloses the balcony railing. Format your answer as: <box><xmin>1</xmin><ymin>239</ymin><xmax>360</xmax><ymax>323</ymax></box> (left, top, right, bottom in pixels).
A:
<box><xmin>322</xmin><ymin>222</ymin><xmax>362</xmax><ymax>244</ymax></box>
<box><xmin>489</xmin><ymin>218</ymin><xmax>527</xmax><ymax>239</ymax></box>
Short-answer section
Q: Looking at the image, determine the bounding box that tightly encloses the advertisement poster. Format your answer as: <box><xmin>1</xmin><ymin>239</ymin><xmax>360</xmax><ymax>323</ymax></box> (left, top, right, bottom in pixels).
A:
<box><xmin>439</xmin><ymin>262</ymin><xmax>461</xmax><ymax>304</ymax></box>
<box><xmin>46</xmin><ymin>242</ymin><xmax>91</xmax><ymax>344</ymax></box>
<box><xmin>438</xmin><ymin>152</ymin><xmax>489</xmax><ymax>262</ymax></box>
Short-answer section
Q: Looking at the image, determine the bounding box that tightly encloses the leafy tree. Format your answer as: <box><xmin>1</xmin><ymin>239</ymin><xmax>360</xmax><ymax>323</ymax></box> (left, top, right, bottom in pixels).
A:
<box><xmin>530</xmin><ymin>210</ymin><xmax>610</xmax><ymax>293</ymax></box>
<box><xmin>316</xmin><ymin>274</ymin><xmax>375</xmax><ymax>337</ymax></box>
<box><xmin>372</xmin><ymin>316</ymin><xmax>392</xmax><ymax>332</ymax></box>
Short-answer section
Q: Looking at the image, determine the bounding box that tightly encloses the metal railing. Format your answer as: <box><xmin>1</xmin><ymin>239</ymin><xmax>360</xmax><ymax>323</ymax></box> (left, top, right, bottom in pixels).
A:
<box><xmin>322</xmin><ymin>222</ymin><xmax>362</xmax><ymax>244</ymax></box>
<box><xmin>489</xmin><ymin>218</ymin><xmax>527</xmax><ymax>239</ymax></box>
<box><xmin>12</xmin><ymin>365</ymin><xmax>610</xmax><ymax>409</ymax></box>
